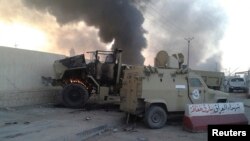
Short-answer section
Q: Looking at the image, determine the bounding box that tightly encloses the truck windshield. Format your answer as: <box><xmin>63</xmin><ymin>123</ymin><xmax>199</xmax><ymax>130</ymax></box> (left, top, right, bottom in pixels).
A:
<box><xmin>88</xmin><ymin>52</ymin><xmax>113</xmax><ymax>63</ymax></box>
<box><xmin>231</xmin><ymin>78</ymin><xmax>244</xmax><ymax>82</ymax></box>
<box><xmin>190</xmin><ymin>78</ymin><xmax>203</xmax><ymax>87</ymax></box>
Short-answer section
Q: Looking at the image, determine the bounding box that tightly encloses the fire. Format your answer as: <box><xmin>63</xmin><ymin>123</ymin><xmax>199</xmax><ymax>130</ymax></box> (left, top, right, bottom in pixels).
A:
<box><xmin>68</xmin><ymin>79</ymin><xmax>92</xmax><ymax>91</ymax></box>
<box><xmin>69</xmin><ymin>79</ymin><xmax>83</xmax><ymax>84</ymax></box>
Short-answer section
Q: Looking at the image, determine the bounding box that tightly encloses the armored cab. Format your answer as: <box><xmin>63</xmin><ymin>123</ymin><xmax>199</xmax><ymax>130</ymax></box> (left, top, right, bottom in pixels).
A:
<box><xmin>120</xmin><ymin>51</ymin><xmax>229</xmax><ymax>129</ymax></box>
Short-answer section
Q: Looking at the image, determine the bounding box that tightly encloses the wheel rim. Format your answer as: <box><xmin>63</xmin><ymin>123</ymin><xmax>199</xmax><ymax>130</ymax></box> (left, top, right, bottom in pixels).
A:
<box><xmin>69</xmin><ymin>89</ymin><xmax>82</xmax><ymax>102</ymax></box>
<box><xmin>151</xmin><ymin>112</ymin><xmax>162</xmax><ymax>123</ymax></box>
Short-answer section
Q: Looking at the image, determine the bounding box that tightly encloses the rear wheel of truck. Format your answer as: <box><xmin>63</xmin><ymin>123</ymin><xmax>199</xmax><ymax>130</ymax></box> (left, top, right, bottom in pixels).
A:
<box><xmin>61</xmin><ymin>83</ymin><xmax>89</xmax><ymax>108</ymax></box>
<box><xmin>144</xmin><ymin>106</ymin><xmax>167</xmax><ymax>129</ymax></box>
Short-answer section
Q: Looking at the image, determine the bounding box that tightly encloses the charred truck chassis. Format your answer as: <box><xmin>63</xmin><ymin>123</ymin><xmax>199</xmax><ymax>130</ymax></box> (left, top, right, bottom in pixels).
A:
<box><xmin>50</xmin><ymin>49</ymin><xmax>123</xmax><ymax>108</ymax></box>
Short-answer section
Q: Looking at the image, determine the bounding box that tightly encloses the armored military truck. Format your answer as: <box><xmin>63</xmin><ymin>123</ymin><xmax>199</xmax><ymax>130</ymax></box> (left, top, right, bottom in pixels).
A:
<box><xmin>47</xmin><ymin>49</ymin><xmax>124</xmax><ymax>108</ymax></box>
<box><xmin>119</xmin><ymin>51</ymin><xmax>229</xmax><ymax>129</ymax></box>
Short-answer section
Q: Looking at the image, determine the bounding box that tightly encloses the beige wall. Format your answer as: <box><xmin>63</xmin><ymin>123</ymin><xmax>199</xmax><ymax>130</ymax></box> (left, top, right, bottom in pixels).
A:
<box><xmin>0</xmin><ymin>46</ymin><xmax>66</xmax><ymax>107</ymax></box>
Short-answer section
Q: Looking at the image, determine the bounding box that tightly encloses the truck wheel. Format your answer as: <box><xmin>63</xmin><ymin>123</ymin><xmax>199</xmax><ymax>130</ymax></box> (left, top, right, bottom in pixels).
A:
<box><xmin>61</xmin><ymin>84</ymin><xmax>89</xmax><ymax>108</ymax></box>
<box><xmin>144</xmin><ymin>106</ymin><xmax>167</xmax><ymax>129</ymax></box>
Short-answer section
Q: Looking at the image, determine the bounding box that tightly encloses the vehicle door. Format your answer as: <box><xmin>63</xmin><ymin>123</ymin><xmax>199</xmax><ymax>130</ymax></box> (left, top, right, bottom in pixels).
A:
<box><xmin>188</xmin><ymin>76</ymin><xmax>206</xmax><ymax>104</ymax></box>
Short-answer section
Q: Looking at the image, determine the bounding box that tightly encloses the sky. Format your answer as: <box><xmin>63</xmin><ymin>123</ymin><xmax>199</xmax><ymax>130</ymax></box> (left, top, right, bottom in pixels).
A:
<box><xmin>217</xmin><ymin>0</ymin><xmax>250</xmax><ymax>74</ymax></box>
<box><xmin>0</xmin><ymin>0</ymin><xmax>249</xmax><ymax>75</ymax></box>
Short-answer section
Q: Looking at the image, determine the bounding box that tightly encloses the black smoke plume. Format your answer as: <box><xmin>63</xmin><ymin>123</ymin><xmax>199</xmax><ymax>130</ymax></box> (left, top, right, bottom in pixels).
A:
<box><xmin>23</xmin><ymin>0</ymin><xmax>147</xmax><ymax>65</ymax></box>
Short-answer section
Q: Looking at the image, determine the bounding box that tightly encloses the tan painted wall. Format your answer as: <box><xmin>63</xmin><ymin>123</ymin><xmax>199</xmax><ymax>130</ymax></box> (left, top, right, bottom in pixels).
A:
<box><xmin>0</xmin><ymin>46</ymin><xmax>66</xmax><ymax>107</ymax></box>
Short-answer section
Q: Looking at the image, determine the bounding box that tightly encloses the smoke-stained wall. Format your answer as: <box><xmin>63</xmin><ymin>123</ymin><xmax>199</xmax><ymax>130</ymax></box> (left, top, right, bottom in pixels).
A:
<box><xmin>0</xmin><ymin>46</ymin><xmax>65</xmax><ymax>107</ymax></box>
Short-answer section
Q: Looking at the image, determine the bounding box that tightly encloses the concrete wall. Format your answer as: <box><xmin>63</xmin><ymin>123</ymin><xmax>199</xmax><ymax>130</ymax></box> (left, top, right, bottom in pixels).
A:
<box><xmin>0</xmin><ymin>46</ymin><xmax>66</xmax><ymax>107</ymax></box>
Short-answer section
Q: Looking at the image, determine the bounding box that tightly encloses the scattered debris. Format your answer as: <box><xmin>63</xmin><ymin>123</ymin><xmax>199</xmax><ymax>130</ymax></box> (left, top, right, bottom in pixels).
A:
<box><xmin>23</xmin><ymin>122</ymin><xmax>30</xmax><ymax>125</ymax></box>
<box><xmin>85</xmin><ymin>117</ymin><xmax>91</xmax><ymax>121</ymax></box>
<box><xmin>5</xmin><ymin>122</ymin><xmax>18</xmax><ymax>125</ymax></box>
<box><xmin>123</xmin><ymin>125</ymin><xmax>137</xmax><ymax>132</ymax></box>
<box><xmin>113</xmin><ymin>128</ymin><xmax>118</xmax><ymax>133</ymax></box>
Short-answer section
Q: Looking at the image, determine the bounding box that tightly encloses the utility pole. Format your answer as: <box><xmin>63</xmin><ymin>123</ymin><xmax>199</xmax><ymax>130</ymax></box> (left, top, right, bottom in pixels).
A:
<box><xmin>215</xmin><ymin>62</ymin><xmax>218</xmax><ymax>71</ymax></box>
<box><xmin>185</xmin><ymin>37</ymin><xmax>194</xmax><ymax>69</ymax></box>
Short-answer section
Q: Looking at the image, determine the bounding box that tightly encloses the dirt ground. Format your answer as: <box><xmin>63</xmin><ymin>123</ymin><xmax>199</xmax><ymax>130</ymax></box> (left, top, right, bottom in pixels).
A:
<box><xmin>87</xmin><ymin>93</ymin><xmax>250</xmax><ymax>141</ymax></box>
<box><xmin>0</xmin><ymin>104</ymin><xmax>124</xmax><ymax>141</ymax></box>
<box><xmin>0</xmin><ymin>93</ymin><xmax>249</xmax><ymax>141</ymax></box>
<box><xmin>87</xmin><ymin>116</ymin><xmax>208</xmax><ymax>141</ymax></box>
<box><xmin>87</xmin><ymin>92</ymin><xmax>250</xmax><ymax>141</ymax></box>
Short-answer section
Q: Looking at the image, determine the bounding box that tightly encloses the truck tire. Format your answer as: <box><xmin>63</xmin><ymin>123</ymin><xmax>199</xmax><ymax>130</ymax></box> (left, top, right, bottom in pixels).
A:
<box><xmin>61</xmin><ymin>83</ymin><xmax>89</xmax><ymax>108</ymax></box>
<box><xmin>144</xmin><ymin>106</ymin><xmax>167</xmax><ymax>129</ymax></box>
